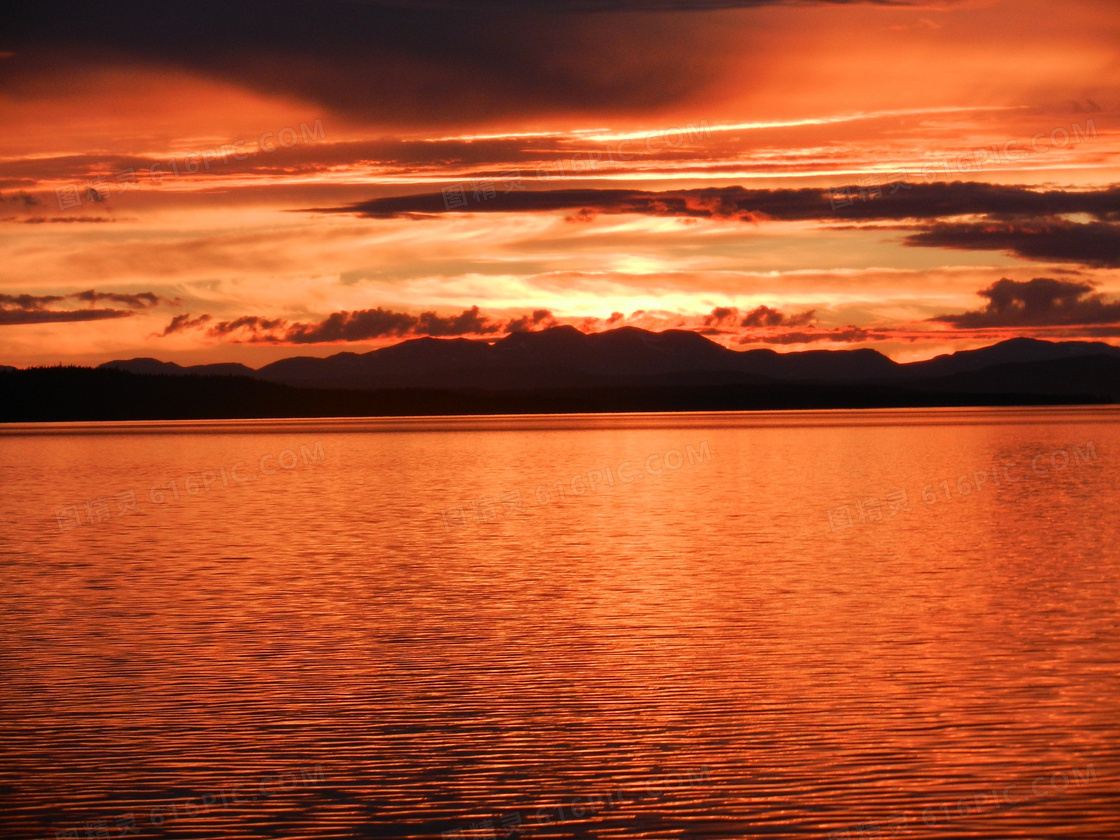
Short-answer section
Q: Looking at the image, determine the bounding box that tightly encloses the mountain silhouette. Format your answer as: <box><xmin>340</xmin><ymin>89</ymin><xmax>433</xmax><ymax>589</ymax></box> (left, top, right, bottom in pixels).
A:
<box><xmin>4</xmin><ymin>328</ymin><xmax>1115</xmax><ymax>421</ymax></box>
<box><xmin>97</xmin><ymin>327</ymin><xmax>1119</xmax><ymax>391</ymax></box>
<box><xmin>897</xmin><ymin>337</ymin><xmax>1120</xmax><ymax>379</ymax></box>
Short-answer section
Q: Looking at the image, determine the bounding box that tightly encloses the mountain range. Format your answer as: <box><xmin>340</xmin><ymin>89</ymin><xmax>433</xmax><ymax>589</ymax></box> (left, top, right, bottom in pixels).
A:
<box><xmin>2</xmin><ymin>328</ymin><xmax>1118</xmax><ymax>421</ymax></box>
<box><xmin>96</xmin><ymin>327</ymin><xmax>1120</xmax><ymax>396</ymax></box>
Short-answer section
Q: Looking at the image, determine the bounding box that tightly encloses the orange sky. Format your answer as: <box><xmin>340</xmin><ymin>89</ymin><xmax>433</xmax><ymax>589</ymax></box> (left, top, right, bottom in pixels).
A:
<box><xmin>2</xmin><ymin>0</ymin><xmax>1119</xmax><ymax>368</ymax></box>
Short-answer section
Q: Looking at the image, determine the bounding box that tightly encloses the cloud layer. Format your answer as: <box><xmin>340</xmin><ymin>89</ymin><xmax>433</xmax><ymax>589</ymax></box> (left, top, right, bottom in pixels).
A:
<box><xmin>0</xmin><ymin>289</ymin><xmax>174</xmax><ymax>327</ymax></box>
<box><xmin>314</xmin><ymin>183</ymin><xmax>1120</xmax><ymax>224</ymax></box>
<box><xmin>312</xmin><ymin>182</ymin><xmax>1120</xmax><ymax>268</ymax></box>
<box><xmin>164</xmin><ymin>306</ymin><xmax>561</xmax><ymax>344</ymax></box>
<box><xmin>932</xmin><ymin>278</ymin><xmax>1120</xmax><ymax>327</ymax></box>
<box><xmin>906</xmin><ymin>220</ymin><xmax>1120</xmax><ymax>268</ymax></box>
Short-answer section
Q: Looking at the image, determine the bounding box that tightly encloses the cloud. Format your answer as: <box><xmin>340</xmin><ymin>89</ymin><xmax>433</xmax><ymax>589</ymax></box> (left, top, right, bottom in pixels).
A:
<box><xmin>0</xmin><ymin>293</ymin><xmax>65</xmax><ymax>311</ymax></box>
<box><xmin>193</xmin><ymin>306</ymin><xmax>566</xmax><ymax>344</ymax></box>
<box><xmin>276</xmin><ymin>308</ymin><xmax>471</xmax><ymax>343</ymax></box>
<box><xmin>72</xmin><ymin>289</ymin><xmax>173</xmax><ymax>308</ymax></box>
<box><xmin>312</xmin><ymin>183</ymin><xmax>1120</xmax><ymax>268</ymax></box>
<box><xmin>504</xmin><ymin>309</ymin><xmax>559</xmax><ymax>332</ymax></box>
<box><xmin>752</xmin><ymin>327</ymin><xmax>879</xmax><ymax>344</ymax></box>
<box><xmin>0</xmin><ymin>2</ymin><xmax>715</xmax><ymax>129</ymax></box>
<box><xmin>314</xmin><ymin>183</ymin><xmax>1120</xmax><ymax>224</ymax></box>
<box><xmin>904</xmin><ymin>219</ymin><xmax>1120</xmax><ymax>268</ymax></box>
<box><xmin>0</xmin><ymin>288</ymin><xmax>173</xmax><ymax>327</ymax></box>
<box><xmin>703</xmin><ymin>304</ymin><xmax>816</xmax><ymax>329</ymax></box>
<box><xmin>0</xmin><ymin>309</ymin><xmax>133</xmax><ymax>326</ymax></box>
<box><xmin>931</xmin><ymin>277</ymin><xmax>1120</xmax><ymax>328</ymax></box>
<box><xmin>21</xmin><ymin>217</ymin><xmax>116</xmax><ymax>224</ymax></box>
<box><xmin>742</xmin><ymin>305</ymin><xmax>816</xmax><ymax>328</ymax></box>
<box><xmin>1</xmin><ymin>289</ymin><xmax>171</xmax><ymax>310</ymax></box>
<box><xmin>159</xmin><ymin>313</ymin><xmax>212</xmax><ymax>336</ymax></box>
<box><xmin>0</xmin><ymin>191</ymin><xmax>41</xmax><ymax>207</ymax></box>
<box><xmin>207</xmin><ymin>316</ymin><xmax>289</xmax><ymax>339</ymax></box>
<box><xmin>414</xmin><ymin>307</ymin><xmax>503</xmax><ymax>338</ymax></box>
<box><xmin>1</xmin><ymin>0</ymin><xmax>965</xmax><ymax>130</ymax></box>
<box><xmin>703</xmin><ymin>306</ymin><xmax>739</xmax><ymax>327</ymax></box>
<box><xmin>371</xmin><ymin>1</ymin><xmax>941</xmax><ymax>8</ymax></box>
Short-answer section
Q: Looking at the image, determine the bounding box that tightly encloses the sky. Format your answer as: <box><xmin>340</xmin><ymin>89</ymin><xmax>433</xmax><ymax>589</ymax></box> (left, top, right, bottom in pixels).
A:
<box><xmin>2</xmin><ymin>0</ymin><xmax>1119</xmax><ymax>368</ymax></box>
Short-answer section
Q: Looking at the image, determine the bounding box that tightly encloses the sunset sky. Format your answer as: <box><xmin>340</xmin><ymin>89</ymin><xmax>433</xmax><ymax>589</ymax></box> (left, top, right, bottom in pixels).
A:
<box><xmin>2</xmin><ymin>0</ymin><xmax>1119</xmax><ymax>368</ymax></box>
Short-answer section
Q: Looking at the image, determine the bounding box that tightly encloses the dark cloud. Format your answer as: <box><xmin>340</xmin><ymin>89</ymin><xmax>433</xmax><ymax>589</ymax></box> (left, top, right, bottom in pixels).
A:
<box><xmin>207</xmin><ymin>316</ymin><xmax>290</xmax><ymax>339</ymax></box>
<box><xmin>703</xmin><ymin>307</ymin><xmax>738</xmax><ymax>326</ymax></box>
<box><xmin>742</xmin><ymin>327</ymin><xmax>880</xmax><ymax>345</ymax></box>
<box><xmin>275</xmin><ymin>309</ymin><xmax>418</xmax><ymax>343</ymax></box>
<box><xmin>282</xmin><ymin>306</ymin><xmax>505</xmax><ymax>343</ymax></box>
<box><xmin>742</xmin><ymin>306</ymin><xmax>788</xmax><ymax>327</ymax></box>
<box><xmin>73</xmin><ymin>289</ymin><xmax>173</xmax><ymax>308</ymax></box>
<box><xmin>159</xmin><ymin>313</ymin><xmax>213</xmax><ymax>336</ymax></box>
<box><xmin>315</xmin><ymin>183</ymin><xmax>1120</xmax><ymax>224</ymax></box>
<box><xmin>199</xmin><ymin>306</ymin><xmax>565</xmax><ymax>344</ymax></box>
<box><xmin>3</xmin><ymin>1</ymin><xmax>952</xmax><ymax>129</ymax></box>
<box><xmin>21</xmin><ymin>217</ymin><xmax>116</xmax><ymax>224</ymax></box>
<box><xmin>904</xmin><ymin>219</ymin><xmax>1120</xmax><ymax>268</ymax></box>
<box><xmin>416</xmin><ymin>307</ymin><xmax>504</xmax><ymax>338</ymax></box>
<box><xmin>313</xmin><ymin>183</ymin><xmax>1120</xmax><ymax>268</ymax></box>
<box><xmin>931</xmin><ymin>278</ymin><xmax>1120</xmax><ymax>328</ymax></box>
<box><xmin>504</xmin><ymin>309</ymin><xmax>558</xmax><ymax>333</ymax></box>
<box><xmin>1</xmin><ymin>2</ymin><xmax>714</xmax><ymax>129</ymax></box>
<box><xmin>704</xmin><ymin>305</ymin><xmax>816</xmax><ymax>329</ymax></box>
<box><xmin>0</xmin><ymin>309</ymin><xmax>133</xmax><ymax>326</ymax></box>
<box><xmin>0</xmin><ymin>191</ymin><xmax>42</xmax><ymax>207</ymax></box>
<box><xmin>565</xmin><ymin>208</ymin><xmax>599</xmax><ymax>224</ymax></box>
<box><xmin>0</xmin><ymin>289</ymin><xmax>174</xmax><ymax>327</ymax></box>
<box><xmin>742</xmin><ymin>305</ymin><xmax>815</xmax><ymax>328</ymax></box>
<box><xmin>699</xmin><ymin>304</ymin><xmax>874</xmax><ymax>344</ymax></box>
<box><xmin>0</xmin><ymin>128</ymin><xmax>833</xmax><ymax>190</ymax></box>
<box><xmin>0</xmin><ymin>289</ymin><xmax>172</xmax><ymax>310</ymax></box>
<box><xmin>0</xmin><ymin>293</ymin><xmax>65</xmax><ymax>311</ymax></box>
<box><xmin>372</xmin><ymin>1</ymin><xmax>937</xmax><ymax>8</ymax></box>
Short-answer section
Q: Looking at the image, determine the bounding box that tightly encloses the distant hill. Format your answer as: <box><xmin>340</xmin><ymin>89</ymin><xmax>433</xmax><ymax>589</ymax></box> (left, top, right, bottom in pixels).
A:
<box><xmin>2</xmin><ymin>329</ymin><xmax>1116</xmax><ymax>420</ymax></box>
<box><xmin>908</xmin><ymin>355</ymin><xmax>1120</xmax><ymax>402</ymax></box>
<box><xmin>99</xmin><ymin>358</ymin><xmax>256</xmax><ymax>377</ymax></box>
<box><xmin>90</xmin><ymin>327</ymin><xmax>1120</xmax><ymax>390</ymax></box>
<box><xmin>897</xmin><ymin>337</ymin><xmax>1120</xmax><ymax>379</ymax></box>
<box><xmin>93</xmin><ymin>326</ymin><xmax>852</xmax><ymax>389</ymax></box>
<box><xmin>0</xmin><ymin>367</ymin><xmax>1105</xmax><ymax>423</ymax></box>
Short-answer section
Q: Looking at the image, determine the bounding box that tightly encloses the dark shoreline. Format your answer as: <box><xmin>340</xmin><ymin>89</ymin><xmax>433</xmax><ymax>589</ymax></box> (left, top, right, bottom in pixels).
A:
<box><xmin>1</xmin><ymin>367</ymin><xmax>1111</xmax><ymax>423</ymax></box>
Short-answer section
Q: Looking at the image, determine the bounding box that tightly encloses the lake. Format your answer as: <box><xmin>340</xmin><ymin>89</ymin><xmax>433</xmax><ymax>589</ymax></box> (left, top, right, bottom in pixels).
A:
<box><xmin>2</xmin><ymin>407</ymin><xmax>1118</xmax><ymax>839</ymax></box>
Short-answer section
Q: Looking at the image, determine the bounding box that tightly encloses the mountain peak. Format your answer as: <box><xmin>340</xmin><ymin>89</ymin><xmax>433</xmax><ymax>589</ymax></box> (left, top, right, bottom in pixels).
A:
<box><xmin>906</xmin><ymin>335</ymin><xmax>1120</xmax><ymax>378</ymax></box>
<box><xmin>90</xmin><ymin>329</ymin><xmax>1120</xmax><ymax>393</ymax></box>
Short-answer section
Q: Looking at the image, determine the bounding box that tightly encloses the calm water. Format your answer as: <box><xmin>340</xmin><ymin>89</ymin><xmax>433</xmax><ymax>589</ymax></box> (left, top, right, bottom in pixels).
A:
<box><xmin>2</xmin><ymin>407</ymin><xmax>1119</xmax><ymax>839</ymax></box>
